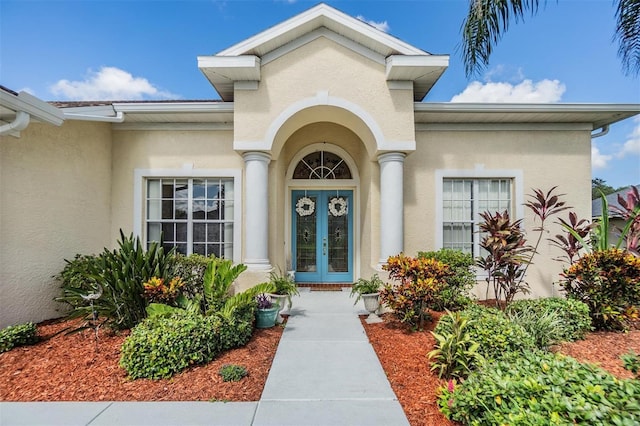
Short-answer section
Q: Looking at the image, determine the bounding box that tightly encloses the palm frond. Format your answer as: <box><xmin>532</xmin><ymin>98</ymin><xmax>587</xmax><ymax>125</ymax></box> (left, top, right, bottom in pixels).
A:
<box><xmin>461</xmin><ymin>0</ymin><xmax>542</xmax><ymax>77</ymax></box>
<box><xmin>615</xmin><ymin>0</ymin><xmax>640</xmax><ymax>76</ymax></box>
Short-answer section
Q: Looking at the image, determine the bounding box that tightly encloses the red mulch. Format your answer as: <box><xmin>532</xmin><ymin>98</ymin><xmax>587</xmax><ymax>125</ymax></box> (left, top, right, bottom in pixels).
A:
<box><xmin>2</xmin><ymin>311</ymin><xmax>639</xmax><ymax>426</ymax></box>
<box><xmin>0</xmin><ymin>318</ymin><xmax>283</xmax><ymax>401</ymax></box>
<box><xmin>361</xmin><ymin>312</ymin><xmax>456</xmax><ymax>426</ymax></box>
<box><xmin>362</xmin><ymin>312</ymin><xmax>640</xmax><ymax>426</ymax></box>
<box><xmin>554</xmin><ymin>330</ymin><xmax>640</xmax><ymax>380</ymax></box>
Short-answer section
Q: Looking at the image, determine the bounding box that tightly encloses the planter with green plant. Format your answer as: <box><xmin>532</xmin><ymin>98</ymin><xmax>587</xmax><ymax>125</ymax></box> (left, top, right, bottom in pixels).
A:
<box><xmin>255</xmin><ymin>294</ymin><xmax>279</xmax><ymax>329</ymax></box>
<box><xmin>350</xmin><ymin>274</ymin><xmax>384</xmax><ymax>323</ymax></box>
<box><xmin>267</xmin><ymin>269</ymin><xmax>299</xmax><ymax>322</ymax></box>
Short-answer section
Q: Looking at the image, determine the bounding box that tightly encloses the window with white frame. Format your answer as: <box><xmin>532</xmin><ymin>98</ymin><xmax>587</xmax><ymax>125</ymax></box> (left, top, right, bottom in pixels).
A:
<box><xmin>145</xmin><ymin>178</ymin><xmax>234</xmax><ymax>258</ymax></box>
<box><xmin>442</xmin><ymin>178</ymin><xmax>512</xmax><ymax>256</ymax></box>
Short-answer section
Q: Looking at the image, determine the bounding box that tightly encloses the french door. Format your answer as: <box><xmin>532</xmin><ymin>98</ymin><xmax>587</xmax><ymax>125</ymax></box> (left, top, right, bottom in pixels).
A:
<box><xmin>292</xmin><ymin>190</ymin><xmax>353</xmax><ymax>283</ymax></box>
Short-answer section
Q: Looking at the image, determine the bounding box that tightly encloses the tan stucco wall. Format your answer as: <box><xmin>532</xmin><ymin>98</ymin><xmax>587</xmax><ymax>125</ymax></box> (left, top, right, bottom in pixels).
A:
<box><xmin>110</xmin><ymin>129</ymin><xmax>240</xmax><ymax>244</ymax></box>
<box><xmin>407</xmin><ymin>127</ymin><xmax>592</xmax><ymax>298</ymax></box>
<box><xmin>234</xmin><ymin>36</ymin><xmax>415</xmax><ymax>156</ymax></box>
<box><xmin>0</xmin><ymin>121</ymin><xmax>112</xmax><ymax>328</ymax></box>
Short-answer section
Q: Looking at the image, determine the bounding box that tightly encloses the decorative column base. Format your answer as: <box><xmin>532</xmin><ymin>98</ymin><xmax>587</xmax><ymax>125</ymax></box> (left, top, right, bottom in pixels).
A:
<box><xmin>244</xmin><ymin>259</ymin><xmax>273</xmax><ymax>271</ymax></box>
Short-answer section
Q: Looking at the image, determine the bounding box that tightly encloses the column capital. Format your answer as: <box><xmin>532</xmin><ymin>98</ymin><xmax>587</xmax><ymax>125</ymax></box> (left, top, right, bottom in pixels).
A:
<box><xmin>377</xmin><ymin>152</ymin><xmax>406</xmax><ymax>164</ymax></box>
<box><xmin>243</xmin><ymin>151</ymin><xmax>272</xmax><ymax>163</ymax></box>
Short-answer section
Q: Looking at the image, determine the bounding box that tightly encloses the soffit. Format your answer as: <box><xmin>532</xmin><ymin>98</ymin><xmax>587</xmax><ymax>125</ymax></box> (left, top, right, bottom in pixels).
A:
<box><xmin>114</xmin><ymin>102</ymin><xmax>233</xmax><ymax>124</ymax></box>
<box><xmin>414</xmin><ymin>103</ymin><xmax>640</xmax><ymax>129</ymax></box>
<box><xmin>58</xmin><ymin>101</ymin><xmax>233</xmax><ymax>126</ymax></box>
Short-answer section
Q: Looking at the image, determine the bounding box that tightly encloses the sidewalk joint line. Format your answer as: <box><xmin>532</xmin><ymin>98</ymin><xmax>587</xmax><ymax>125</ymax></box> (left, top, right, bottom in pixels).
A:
<box><xmin>85</xmin><ymin>402</ymin><xmax>113</xmax><ymax>425</ymax></box>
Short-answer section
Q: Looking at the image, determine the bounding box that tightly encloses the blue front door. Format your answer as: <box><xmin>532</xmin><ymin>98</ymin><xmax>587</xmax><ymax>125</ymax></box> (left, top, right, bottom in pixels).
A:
<box><xmin>292</xmin><ymin>190</ymin><xmax>353</xmax><ymax>283</ymax></box>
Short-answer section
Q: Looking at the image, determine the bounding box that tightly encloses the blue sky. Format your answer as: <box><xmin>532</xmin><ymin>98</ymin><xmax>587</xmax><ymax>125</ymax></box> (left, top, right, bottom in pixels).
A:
<box><xmin>1</xmin><ymin>0</ymin><xmax>639</xmax><ymax>189</ymax></box>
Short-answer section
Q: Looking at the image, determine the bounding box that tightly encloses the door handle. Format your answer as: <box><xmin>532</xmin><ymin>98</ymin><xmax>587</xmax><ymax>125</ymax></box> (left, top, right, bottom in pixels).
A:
<box><xmin>322</xmin><ymin>237</ymin><xmax>327</xmax><ymax>256</ymax></box>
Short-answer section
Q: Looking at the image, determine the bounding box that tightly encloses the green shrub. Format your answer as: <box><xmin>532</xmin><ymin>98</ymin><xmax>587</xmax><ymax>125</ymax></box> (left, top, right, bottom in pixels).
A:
<box><xmin>434</xmin><ymin>305</ymin><xmax>535</xmax><ymax>367</ymax></box>
<box><xmin>120</xmin><ymin>304</ymin><xmax>255</xmax><ymax>380</ymax></box>
<box><xmin>418</xmin><ymin>249</ymin><xmax>475</xmax><ymax>311</ymax></box>
<box><xmin>439</xmin><ymin>350</ymin><xmax>640</xmax><ymax>425</ymax></box>
<box><xmin>380</xmin><ymin>254</ymin><xmax>451</xmax><ymax>330</ymax></box>
<box><xmin>120</xmin><ymin>311</ymin><xmax>220</xmax><ymax>379</ymax></box>
<box><xmin>56</xmin><ymin>231</ymin><xmax>176</xmax><ymax>330</ymax></box>
<box><xmin>506</xmin><ymin>298</ymin><xmax>592</xmax><ymax>343</ymax></box>
<box><xmin>171</xmin><ymin>253</ymin><xmax>211</xmax><ymax>298</ymax></box>
<box><xmin>54</xmin><ymin>254</ymin><xmax>102</xmax><ymax>308</ymax></box>
<box><xmin>621</xmin><ymin>351</ymin><xmax>640</xmax><ymax>379</ymax></box>
<box><xmin>428</xmin><ymin>311</ymin><xmax>483</xmax><ymax>379</ymax></box>
<box><xmin>216</xmin><ymin>301</ymin><xmax>255</xmax><ymax>350</ymax></box>
<box><xmin>219</xmin><ymin>364</ymin><xmax>248</xmax><ymax>382</ymax></box>
<box><xmin>560</xmin><ymin>248</ymin><xmax>640</xmax><ymax>330</ymax></box>
<box><xmin>0</xmin><ymin>323</ymin><xmax>39</xmax><ymax>353</ymax></box>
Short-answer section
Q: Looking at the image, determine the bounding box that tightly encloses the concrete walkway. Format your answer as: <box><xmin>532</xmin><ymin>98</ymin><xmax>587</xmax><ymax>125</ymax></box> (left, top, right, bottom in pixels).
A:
<box><xmin>0</xmin><ymin>290</ymin><xmax>409</xmax><ymax>426</ymax></box>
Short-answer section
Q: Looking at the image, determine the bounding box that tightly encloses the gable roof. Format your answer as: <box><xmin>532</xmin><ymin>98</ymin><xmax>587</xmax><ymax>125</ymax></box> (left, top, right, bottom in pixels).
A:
<box><xmin>198</xmin><ymin>3</ymin><xmax>449</xmax><ymax>101</ymax></box>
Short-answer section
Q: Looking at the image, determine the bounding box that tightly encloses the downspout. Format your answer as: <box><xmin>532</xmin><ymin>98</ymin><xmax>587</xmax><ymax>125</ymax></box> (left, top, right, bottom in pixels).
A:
<box><xmin>0</xmin><ymin>111</ymin><xmax>30</xmax><ymax>136</ymax></box>
<box><xmin>591</xmin><ymin>124</ymin><xmax>609</xmax><ymax>139</ymax></box>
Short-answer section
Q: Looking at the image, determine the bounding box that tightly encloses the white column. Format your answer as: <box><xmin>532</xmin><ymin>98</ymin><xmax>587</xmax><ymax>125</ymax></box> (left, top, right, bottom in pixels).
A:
<box><xmin>243</xmin><ymin>152</ymin><xmax>272</xmax><ymax>270</ymax></box>
<box><xmin>378</xmin><ymin>152</ymin><xmax>405</xmax><ymax>265</ymax></box>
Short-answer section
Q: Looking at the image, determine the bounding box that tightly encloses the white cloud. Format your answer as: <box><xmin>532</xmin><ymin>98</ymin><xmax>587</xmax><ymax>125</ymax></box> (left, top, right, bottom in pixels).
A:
<box><xmin>616</xmin><ymin>118</ymin><xmax>640</xmax><ymax>158</ymax></box>
<box><xmin>356</xmin><ymin>15</ymin><xmax>390</xmax><ymax>32</ymax></box>
<box><xmin>450</xmin><ymin>79</ymin><xmax>566</xmax><ymax>103</ymax></box>
<box><xmin>592</xmin><ymin>143</ymin><xmax>613</xmax><ymax>170</ymax></box>
<box><xmin>49</xmin><ymin>66</ymin><xmax>178</xmax><ymax>100</ymax></box>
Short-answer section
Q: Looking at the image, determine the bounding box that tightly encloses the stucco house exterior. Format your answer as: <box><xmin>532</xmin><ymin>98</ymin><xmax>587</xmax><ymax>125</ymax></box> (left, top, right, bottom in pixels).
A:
<box><xmin>1</xmin><ymin>3</ymin><xmax>639</xmax><ymax>328</ymax></box>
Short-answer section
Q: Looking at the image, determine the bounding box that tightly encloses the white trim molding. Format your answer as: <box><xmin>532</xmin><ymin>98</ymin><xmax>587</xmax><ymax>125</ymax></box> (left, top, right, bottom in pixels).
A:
<box><xmin>285</xmin><ymin>143</ymin><xmax>361</xmax><ymax>282</ymax></box>
<box><xmin>133</xmin><ymin>167</ymin><xmax>243</xmax><ymax>263</ymax></box>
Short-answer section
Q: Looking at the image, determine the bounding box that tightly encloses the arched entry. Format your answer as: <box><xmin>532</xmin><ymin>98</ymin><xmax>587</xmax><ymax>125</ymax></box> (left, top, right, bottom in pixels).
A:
<box><xmin>287</xmin><ymin>145</ymin><xmax>358</xmax><ymax>284</ymax></box>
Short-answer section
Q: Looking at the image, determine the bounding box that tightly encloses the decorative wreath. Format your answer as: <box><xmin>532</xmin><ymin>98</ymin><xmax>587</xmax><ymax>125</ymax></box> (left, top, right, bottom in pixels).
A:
<box><xmin>329</xmin><ymin>197</ymin><xmax>348</xmax><ymax>217</ymax></box>
<box><xmin>296</xmin><ymin>196</ymin><xmax>315</xmax><ymax>216</ymax></box>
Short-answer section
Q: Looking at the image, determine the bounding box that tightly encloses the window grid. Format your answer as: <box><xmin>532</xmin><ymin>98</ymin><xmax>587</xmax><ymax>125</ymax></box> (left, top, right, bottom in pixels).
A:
<box><xmin>442</xmin><ymin>178</ymin><xmax>512</xmax><ymax>257</ymax></box>
<box><xmin>146</xmin><ymin>178</ymin><xmax>234</xmax><ymax>258</ymax></box>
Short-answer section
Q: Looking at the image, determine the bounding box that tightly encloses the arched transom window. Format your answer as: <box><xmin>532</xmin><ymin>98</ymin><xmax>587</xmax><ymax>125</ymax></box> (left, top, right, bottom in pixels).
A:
<box><xmin>293</xmin><ymin>151</ymin><xmax>352</xmax><ymax>179</ymax></box>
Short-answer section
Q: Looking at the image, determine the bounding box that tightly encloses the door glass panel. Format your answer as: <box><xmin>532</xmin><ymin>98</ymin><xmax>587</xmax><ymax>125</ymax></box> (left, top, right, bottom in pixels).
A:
<box><xmin>327</xmin><ymin>196</ymin><xmax>349</xmax><ymax>273</ymax></box>
<box><xmin>295</xmin><ymin>195</ymin><xmax>317</xmax><ymax>272</ymax></box>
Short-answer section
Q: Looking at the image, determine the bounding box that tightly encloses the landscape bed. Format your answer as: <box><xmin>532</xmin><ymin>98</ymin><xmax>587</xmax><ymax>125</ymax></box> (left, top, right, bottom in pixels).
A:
<box><xmin>1</xmin><ymin>313</ymin><xmax>638</xmax><ymax>426</ymax></box>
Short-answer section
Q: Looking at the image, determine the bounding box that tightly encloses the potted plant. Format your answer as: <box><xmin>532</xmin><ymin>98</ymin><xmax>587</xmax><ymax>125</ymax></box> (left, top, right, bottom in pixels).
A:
<box><xmin>350</xmin><ymin>274</ymin><xmax>384</xmax><ymax>323</ymax></box>
<box><xmin>255</xmin><ymin>294</ymin><xmax>279</xmax><ymax>328</ymax></box>
<box><xmin>268</xmin><ymin>268</ymin><xmax>300</xmax><ymax>322</ymax></box>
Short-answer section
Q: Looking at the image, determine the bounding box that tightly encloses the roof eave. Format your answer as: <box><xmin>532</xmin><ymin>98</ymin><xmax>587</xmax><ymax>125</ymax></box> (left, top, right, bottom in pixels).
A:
<box><xmin>0</xmin><ymin>89</ymin><xmax>64</xmax><ymax>126</ymax></box>
<box><xmin>217</xmin><ymin>3</ymin><xmax>426</xmax><ymax>58</ymax></box>
<box><xmin>414</xmin><ymin>102</ymin><xmax>640</xmax><ymax>127</ymax></box>
<box><xmin>198</xmin><ymin>56</ymin><xmax>261</xmax><ymax>101</ymax></box>
<box><xmin>387</xmin><ymin>55</ymin><xmax>450</xmax><ymax>101</ymax></box>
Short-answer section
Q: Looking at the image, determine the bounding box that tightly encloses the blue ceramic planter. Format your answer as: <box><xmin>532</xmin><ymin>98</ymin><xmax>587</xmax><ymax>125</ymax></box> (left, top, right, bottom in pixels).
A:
<box><xmin>255</xmin><ymin>306</ymin><xmax>279</xmax><ymax>328</ymax></box>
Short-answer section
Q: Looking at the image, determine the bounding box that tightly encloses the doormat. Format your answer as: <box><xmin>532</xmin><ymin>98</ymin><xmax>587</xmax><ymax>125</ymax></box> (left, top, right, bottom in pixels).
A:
<box><xmin>299</xmin><ymin>283</ymin><xmax>352</xmax><ymax>292</ymax></box>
